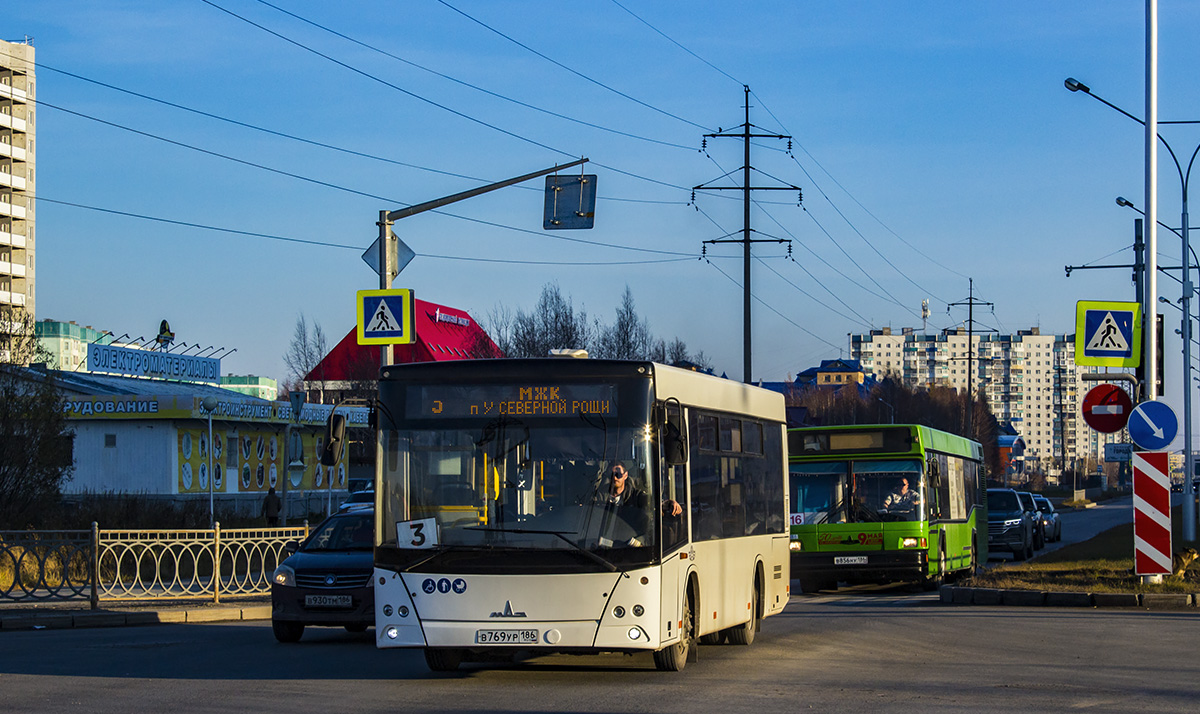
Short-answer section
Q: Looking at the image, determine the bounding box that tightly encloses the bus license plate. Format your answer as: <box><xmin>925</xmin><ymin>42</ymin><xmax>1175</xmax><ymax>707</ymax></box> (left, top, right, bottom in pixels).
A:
<box><xmin>834</xmin><ymin>556</ymin><xmax>867</xmax><ymax>565</ymax></box>
<box><xmin>305</xmin><ymin>594</ymin><xmax>352</xmax><ymax>608</ymax></box>
<box><xmin>475</xmin><ymin>629</ymin><xmax>539</xmax><ymax>645</ymax></box>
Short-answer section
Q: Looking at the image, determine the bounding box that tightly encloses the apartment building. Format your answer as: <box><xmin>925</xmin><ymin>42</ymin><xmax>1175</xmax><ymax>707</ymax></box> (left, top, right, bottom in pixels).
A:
<box><xmin>851</xmin><ymin>327</ymin><xmax>1121</xmax><ymax>472</ymax></box>
<box><xmin>1</xmin><ymin>38</ymin><xmax>35</xmax><ymax>354</ymax></box>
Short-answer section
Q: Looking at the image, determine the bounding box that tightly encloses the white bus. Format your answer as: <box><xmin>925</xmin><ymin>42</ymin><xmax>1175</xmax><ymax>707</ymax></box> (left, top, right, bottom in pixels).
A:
<box><xmin>367</xmin><ymin>358</ymin><xmax>790</xmax><ymax>671</ymax></box>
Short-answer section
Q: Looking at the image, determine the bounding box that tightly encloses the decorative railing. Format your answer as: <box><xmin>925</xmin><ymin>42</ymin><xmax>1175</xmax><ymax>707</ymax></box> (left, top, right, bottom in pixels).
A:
<box><xmin>0</xmin><ymin>522</ymin><xmax>309</xmax><ymax>608</ymax></box>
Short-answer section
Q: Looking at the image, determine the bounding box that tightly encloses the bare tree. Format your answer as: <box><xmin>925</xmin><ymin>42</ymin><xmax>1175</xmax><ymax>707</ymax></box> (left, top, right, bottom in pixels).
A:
<box><xmin>505</xmin><ymin>283</ymin><xmax>595</xmax><ymax>358</ymax></box>
<box><xmin>283</xmin><ymin>314</ymin><xmax>328</xmax><ymax>396</ymax></box>
<box><xmin>595</xmin><ymin>285</ymin><xmax>652</xmax><ymax>360</ymax></box>
<box><xmin>0</xmin><ymin>307</ymin><xmax>75</xmax><ymax>527</ymax></box>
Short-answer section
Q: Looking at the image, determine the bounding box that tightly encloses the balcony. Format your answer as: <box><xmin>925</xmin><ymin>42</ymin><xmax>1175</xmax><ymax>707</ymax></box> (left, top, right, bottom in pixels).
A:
<box><xmin>0</xmin><ymin>84</ymin><xmax>28</xmax><ymax>103</ymax></box>
<box><xmin>0</xmin><ymin>289</ymin><xmax>25</xmax><ymax>306</ymax></box>
<box><xmin>0</xmin><ymin>259</ymin><xmax>24</xmax><ymax>277</ymax></box>
<box><xmin>0</xmin><ymin>229</ymin><xmax>25</xmax><ymax>248</ymax></box>
<box><xmin>0</xmin><ymin>142</ymin><xmax>25</xmax><ymax>162</ymax></box>
<box><xmin>0</xmin><ymin>172</ymin><xmax>25</xmax><ymax>191</ymax></box>
<box><xmin>0</xmin><ymin>201</ymin><xmax>25</xmax><ymax>219</ymax></box>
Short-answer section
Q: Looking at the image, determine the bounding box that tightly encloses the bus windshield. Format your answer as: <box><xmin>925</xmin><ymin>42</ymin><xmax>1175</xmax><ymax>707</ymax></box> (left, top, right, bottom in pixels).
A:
<box><xmin>379</xmin><ymin>413</ymin><xmax>661</xmax><ymax>561</ymax></box>
<box><xmin>792</xmin><ymin>459</ymin><xmax>924</xmax><ymax>524</ymax></box>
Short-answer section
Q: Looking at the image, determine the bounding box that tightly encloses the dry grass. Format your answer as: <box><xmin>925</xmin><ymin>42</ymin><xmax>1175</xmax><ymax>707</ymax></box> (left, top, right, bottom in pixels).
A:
<box><xmin>966</xmin><ymin>505</ymin><xmax>1199</xmax><ymax>594</ymax></box>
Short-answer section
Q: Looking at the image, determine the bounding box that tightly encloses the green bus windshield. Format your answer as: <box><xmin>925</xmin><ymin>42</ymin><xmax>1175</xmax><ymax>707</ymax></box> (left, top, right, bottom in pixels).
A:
<box><xmin>791</xmin><ymin>459</ymin><xmax>924</xmax><ymax>525</ymax></box>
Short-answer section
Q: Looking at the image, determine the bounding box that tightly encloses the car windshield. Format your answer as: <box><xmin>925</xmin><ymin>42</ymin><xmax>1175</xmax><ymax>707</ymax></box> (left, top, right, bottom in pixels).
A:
<box><xmin>1017</xmin><ymin>493</ymin><xmax>1035</xmax><ymax>510</ymax></box>
<box><xmin>988</xmin><ymin>490</ymin><xmax>1020</xmax><ymax>512</ymax></box>
<box><xmin>345</xmin><ymin>491</ymin><xmax>374</xmax><ymax>504</ymax></box>
<box><xmin>791</xmin><ymin>459</ymin><xmax>924</xmax><ymax>524</ymax></box>
<box><xmin>1035</xmin><ymin>498</ymin><xmax>1053</xmax><ymax>512</ymax></box>
<box><xmin>304</xmin><ymin>513</ymin><xmax>374</xmax><ymax>551</ymax></box>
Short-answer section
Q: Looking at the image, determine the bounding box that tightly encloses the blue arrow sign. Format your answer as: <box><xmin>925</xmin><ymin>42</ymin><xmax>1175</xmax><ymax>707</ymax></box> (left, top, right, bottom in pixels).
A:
<box><xmin>1128</xmin><ymin>400</ymin><xmax>1179</xmax><ymax>451</ymax></box>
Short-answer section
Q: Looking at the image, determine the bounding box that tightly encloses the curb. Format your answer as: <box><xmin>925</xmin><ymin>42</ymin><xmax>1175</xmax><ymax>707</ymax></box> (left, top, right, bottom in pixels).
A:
<box><xmin>940</xmin><ymin>585</ymin><xmax>1198</xmax><ymax>609</ymax></box>
<box><xmin>0</xmin><ymin>604</ymin><xmax>271</xmax><ymax>631</ymax></box>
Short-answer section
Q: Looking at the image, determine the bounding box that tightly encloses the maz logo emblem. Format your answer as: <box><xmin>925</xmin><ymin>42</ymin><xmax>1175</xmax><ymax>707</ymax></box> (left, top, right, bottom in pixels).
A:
<box><xmin>489</xmin><ymin>600</ymin><xmax>527</xmax><ymax>618</ymax></box>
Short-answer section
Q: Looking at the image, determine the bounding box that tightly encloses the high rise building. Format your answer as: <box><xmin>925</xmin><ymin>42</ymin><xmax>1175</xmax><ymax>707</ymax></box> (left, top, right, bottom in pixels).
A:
<box><xmin>1</xmin><ymin>38</ymin><xmax>35</xmax><ymax>347</ymax></box>
<box><xmin>851</xmin><ymin>327</ymin><xmax>1119</xmax><ymax>475</ymax></box>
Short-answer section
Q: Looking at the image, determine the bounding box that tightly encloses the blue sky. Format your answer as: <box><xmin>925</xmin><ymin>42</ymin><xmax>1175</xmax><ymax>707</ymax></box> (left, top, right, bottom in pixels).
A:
<box><xmin>8</xmin><ymin>1</ymin><xmax>1200</xmax><ymax>418</ymax></box>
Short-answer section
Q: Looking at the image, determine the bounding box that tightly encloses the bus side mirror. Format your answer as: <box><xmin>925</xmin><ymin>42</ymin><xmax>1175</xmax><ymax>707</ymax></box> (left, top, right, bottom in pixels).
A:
<box><xmin>321</xmin><ymin>413</ymin><xmax>346</xmax><ymax>467</ymax></box>
<box><xmin>662</xmin><ymin>404</ymin><xmax>688</xmax><ymax>466</ymax></box>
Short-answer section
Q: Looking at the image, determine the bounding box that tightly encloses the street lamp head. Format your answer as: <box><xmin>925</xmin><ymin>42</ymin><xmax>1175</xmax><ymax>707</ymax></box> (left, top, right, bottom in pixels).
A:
<box><xmin>1115</xmin><ymin>196</ymin><xmax>1135</xmax><ymax>208</ymax></box>
<box><xmin>202</xmin><ymin>396</ymin><xmax>219</xmax><ymax>413</ymax></box>
<box><xmin>1064</xmin><ymin>77</ymin><xmax>1090</xmax><ymax>94</ymax></box>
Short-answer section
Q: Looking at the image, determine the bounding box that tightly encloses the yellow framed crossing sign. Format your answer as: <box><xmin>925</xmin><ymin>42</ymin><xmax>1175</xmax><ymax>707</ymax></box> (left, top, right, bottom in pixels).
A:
<box><xmin>1075</xmin><ymin>300</ymin><xmax>1141</xmax><ymax>367</ymax></box>
<box><xmin>357</xmin><ymin>288</ymin><xmax>416</xmax><ymax>345</ymax></box>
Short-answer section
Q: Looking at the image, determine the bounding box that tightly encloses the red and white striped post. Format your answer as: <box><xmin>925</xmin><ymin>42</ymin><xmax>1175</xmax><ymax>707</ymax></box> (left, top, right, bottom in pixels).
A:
<box><xmin>1132</xmin><ymin>452</ymin><xmax>1172</xmax><ymax>579</ymax></box>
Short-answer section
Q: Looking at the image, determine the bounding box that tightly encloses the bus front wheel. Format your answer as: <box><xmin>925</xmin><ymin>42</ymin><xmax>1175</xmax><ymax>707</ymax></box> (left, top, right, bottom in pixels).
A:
<box><xmin>653</xmin><ymin>593</ymin><xmax>694</xmax><ymax>672</ymax></box>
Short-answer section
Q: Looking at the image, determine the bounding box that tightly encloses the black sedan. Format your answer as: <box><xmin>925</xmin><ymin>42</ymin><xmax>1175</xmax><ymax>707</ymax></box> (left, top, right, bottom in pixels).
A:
<box><xmin>270</xmin><ymin>509</ymin><xmax>374</xmax><ymax>642</ymax></box>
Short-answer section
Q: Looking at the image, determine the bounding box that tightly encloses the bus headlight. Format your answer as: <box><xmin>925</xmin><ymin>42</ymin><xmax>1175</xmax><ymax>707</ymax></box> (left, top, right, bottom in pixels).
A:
<box><xmin>383</xmin><ymin>605</ymin><xmax>393</xmax><ymax>617</ymax></box>
<box><xmin>627</xmin><ymin>627</ymin><xmax>642</xmax><ymax>641</ymax></box>
<box><xmin>632</xmin><ymin>605</ymin><xmax>644</xmax><ymax>617</ymax></box>
<box><xmin>613</xmin><ymin>606</ymin><xmax>626</xmax><ymax>618</ymax></box>
<box><xmin>385</xmin><ymin>626</ymin><xmax>399</xmax><ymax>640</ymax></box>
<box><xmin>272</xmin><ymin>565</ymin><xmax>295</xmax><ymax>587</ymax></box>
<box><xmin>789</xmin><ymin>541</ymin><xmax>803</xmax><ymax>551</ymax></box>
<box><xmin>901</xmin><ymin>537</ymin><xmax>927</xmax><ymax>548</ymax></box>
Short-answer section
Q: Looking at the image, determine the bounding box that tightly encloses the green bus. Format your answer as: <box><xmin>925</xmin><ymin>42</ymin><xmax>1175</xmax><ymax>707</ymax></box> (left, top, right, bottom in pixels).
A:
<box><xmin>787</xmin><ymin>425</ymin><xmax>986</xmax><ymax>593</ymax></box>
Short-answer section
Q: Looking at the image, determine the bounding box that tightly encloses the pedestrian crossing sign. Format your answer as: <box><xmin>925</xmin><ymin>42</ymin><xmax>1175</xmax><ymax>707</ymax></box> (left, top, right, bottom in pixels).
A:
<box><xmin>1075</xmin><ymin>300</ymin><xmax>1141</xmax><ymax>367</ymax></box>
<box><xmin>357</xmin><ymin>289</ymin><xmax>415</xmax><ymax>345</ymax></box>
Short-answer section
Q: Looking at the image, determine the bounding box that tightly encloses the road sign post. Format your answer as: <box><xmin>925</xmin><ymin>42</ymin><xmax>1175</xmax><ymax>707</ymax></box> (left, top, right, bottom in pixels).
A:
<box><xmin>1132</xmin><ymin>452</ymin><xmax>1172</xmax><ymax>580</ymax></box>
<box><xmin>357</xmin><ymin>289</ymin><xmax>416</xmax><ymax>346</ymax></box>
<box><xmin>1128</xmin><ymin>399</ymin><xmax>1179</xmax><ymax>451</ymax></box>
<box><xmin>1075</xmin><ymin>300</ymin><xmax>1142</xmax><ymax>368</ymax></box>
<box><xmin>1081</xmin><ymin>384</ymin><xmax>1133</xmax><ymax>433</ymax></box>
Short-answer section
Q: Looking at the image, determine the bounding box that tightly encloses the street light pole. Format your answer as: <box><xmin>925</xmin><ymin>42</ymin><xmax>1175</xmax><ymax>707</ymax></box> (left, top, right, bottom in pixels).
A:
<box><xmin>201</xmin><ymin>396</ymin><xmax>219</xmax><ymax>528</ymax></box>
<box><xmin>1066</xmin><ymin>69</ymin><xmax>1200</xmax><ymax>543</ymax></box>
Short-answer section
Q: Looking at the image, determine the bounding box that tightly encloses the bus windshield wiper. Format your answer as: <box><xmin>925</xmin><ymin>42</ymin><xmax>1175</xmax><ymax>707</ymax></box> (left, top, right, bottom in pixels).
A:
<box><xmin>465</xmin><ymin>526</ymin><xmax>617</xmax><ymax>572</ymax></box>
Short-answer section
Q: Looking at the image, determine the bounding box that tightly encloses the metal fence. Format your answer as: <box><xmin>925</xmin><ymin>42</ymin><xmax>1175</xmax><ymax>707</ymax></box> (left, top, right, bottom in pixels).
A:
<box><xmin>0</xmin><ymin>522</ymin><xmax>309</xmax><ymax>608</ymax></box>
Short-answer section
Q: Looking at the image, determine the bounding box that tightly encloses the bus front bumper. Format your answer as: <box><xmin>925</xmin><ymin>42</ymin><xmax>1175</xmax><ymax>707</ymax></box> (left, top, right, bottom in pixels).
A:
<box><xmin>791</xmin><ymin>550</ymin><xmax>927</xmax><ymax>583</ymax></box>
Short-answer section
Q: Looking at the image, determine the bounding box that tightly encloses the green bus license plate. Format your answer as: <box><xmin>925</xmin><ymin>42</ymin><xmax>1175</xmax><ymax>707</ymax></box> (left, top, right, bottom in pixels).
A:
<box><xmin>475</xmin><ymin>629</ymin><xmax>539</xmax><ymax>644</ymax></box>
<box><xmin>834</xmin><ymin>556</ymin><xmax>867</xmax><ymax>565</ymax></box>
<box><xmin>305</xmin><ymin>594</ymin><xmax>352</xmax><ymax>608</ymax></box>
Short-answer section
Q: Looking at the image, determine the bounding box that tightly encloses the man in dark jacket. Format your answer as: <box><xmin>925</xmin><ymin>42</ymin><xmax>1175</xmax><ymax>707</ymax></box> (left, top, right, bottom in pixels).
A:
<box><xmin>262</xmin><ymin>486</ymin><xmax>282</xmax><ymax>526</ymax></box>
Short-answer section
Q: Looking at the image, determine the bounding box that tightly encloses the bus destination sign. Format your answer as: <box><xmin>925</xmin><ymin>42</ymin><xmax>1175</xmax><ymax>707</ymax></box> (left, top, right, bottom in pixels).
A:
<box><xmin>407</xmin><ymin>384</ymin><xmax>617</xmax><ymax>419</ymax></box>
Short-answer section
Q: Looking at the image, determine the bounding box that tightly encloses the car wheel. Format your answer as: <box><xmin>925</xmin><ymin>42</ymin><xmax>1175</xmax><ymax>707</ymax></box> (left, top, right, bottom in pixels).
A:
<box><xmin>272</xmin><ymin>619</ymin><xmax>304</xmax><ymax>643</ymax></box>
<box><xmin>344</xmin><ymin>624</ymin><xmax>369</xmax><ymax>633</ymax></box>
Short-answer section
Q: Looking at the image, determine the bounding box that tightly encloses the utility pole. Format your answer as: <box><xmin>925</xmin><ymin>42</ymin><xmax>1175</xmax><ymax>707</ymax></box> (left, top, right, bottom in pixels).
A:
<box><xmin>948</xmin><ymin>279</ymin><xmax>995</xmax><ymax>439</ymax></box>
<box><xmin>695</xmin><ymin>86</ymin><xmax>800</xmax><ymax>383</ymax></box>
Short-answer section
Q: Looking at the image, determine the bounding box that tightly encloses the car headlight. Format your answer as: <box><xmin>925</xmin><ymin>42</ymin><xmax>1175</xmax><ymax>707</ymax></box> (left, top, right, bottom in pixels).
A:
<box><xmin>1003</xmin><ymin>519</ymin><xmax>1022</xmax><ymax>527</ymax></box>
<box><xmin>272</xmin><ymin>564</ymin><xmax>295</xmax><ymax>587</ymax></box>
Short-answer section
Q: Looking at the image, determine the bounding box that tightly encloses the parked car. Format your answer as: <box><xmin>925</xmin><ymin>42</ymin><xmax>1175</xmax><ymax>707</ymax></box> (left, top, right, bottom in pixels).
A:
<box><xmin>1015</xmin><ymin>490</ymin><xmax>1046</xmax><ymax>550</ymax></box>
<box><xmin>986</xmin><ymin>488</ymin><xmax>1035</xmax><ymax>560</ymax></box>
<box><xmin>1034</xmin><ymin>496</ymin><xmax>1062</xmax><ymax>543</ymax></box>
<box><xmin>270</xmin><ymin>509</ymin><xmax>374</xmax><ymax>642</ymax></box>
<box><xmin>337</xmin><ymin>489</ymin><xmax>375</xmax><ymax>513</ymax></box>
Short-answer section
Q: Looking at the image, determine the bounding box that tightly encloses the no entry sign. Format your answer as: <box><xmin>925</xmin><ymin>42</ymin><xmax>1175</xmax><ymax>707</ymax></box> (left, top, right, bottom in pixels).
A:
<box><xmin>1081</xmin><ymin>384</ymin><xmax>1133</xmax><ymax>433</ymax></box>
<box><xmin>1132</xmin><ymin>452</ymin><xmax>1172</xmax><ymax>576</ymax></box>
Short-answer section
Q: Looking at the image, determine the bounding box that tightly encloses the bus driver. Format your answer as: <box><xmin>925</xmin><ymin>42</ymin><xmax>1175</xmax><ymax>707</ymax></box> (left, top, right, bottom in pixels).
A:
<box><xmin>881</xmin><ymin>477</ymin><xmax>921</xmax><ymax>519</ymax></box>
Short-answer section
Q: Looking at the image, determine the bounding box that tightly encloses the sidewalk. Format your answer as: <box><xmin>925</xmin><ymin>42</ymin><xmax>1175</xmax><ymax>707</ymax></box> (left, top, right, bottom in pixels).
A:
<box><xmin>0</xmin><ymin>598</ymin><xmax>271</xmax><ymax>631</ymax></box>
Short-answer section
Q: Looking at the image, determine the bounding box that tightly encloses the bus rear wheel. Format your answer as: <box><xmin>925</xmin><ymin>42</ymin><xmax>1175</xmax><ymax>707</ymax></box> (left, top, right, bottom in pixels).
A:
<box><xmin>653</xmin><ymin>593</ymin><xmax>693</xmax><ymax>671</ymax></box>
<box><xmin>424</xmin><ymin>648</ymin><xmax>463</xmax><ymax>672</ymax></box>
<box><xmin>726</xmin><ymin>578</ymin><xmax>760</xmax><ymax>646</ymax></box>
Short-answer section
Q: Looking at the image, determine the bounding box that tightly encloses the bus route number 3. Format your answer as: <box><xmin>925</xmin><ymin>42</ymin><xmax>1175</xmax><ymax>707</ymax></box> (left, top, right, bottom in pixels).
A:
<box><xmin>396</xmin><ymin>517</ymin><xmax>439</xmax><ymax>549</ymax></box>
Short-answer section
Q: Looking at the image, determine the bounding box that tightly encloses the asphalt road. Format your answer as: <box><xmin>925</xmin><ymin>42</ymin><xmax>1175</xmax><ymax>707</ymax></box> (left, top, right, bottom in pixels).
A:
<box><xmin>3</xmin><ymin>592</ymin><xmax>1199</xmax><ymax>714</ymax></box>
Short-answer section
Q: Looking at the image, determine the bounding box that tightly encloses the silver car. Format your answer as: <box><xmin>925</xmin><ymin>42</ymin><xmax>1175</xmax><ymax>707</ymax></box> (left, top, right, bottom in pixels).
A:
<box><xmin>1033</xmin><ymin>496</ymin><xmax>1062</xmax><ymax>543</ymax></box>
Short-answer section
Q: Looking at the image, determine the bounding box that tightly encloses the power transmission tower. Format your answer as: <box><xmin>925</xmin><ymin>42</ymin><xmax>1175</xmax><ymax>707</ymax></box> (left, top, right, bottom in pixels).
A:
<box><xmin>695</xmin><ymin>85</ymin><xmax>801</xmax><ymax>383</ymax></box>
<box><xmin>947</xmin><ymin>279</ymin><xmax>995</xmax><ymax>438</ymax></box>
